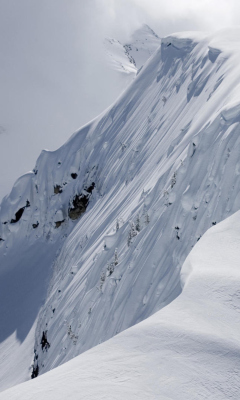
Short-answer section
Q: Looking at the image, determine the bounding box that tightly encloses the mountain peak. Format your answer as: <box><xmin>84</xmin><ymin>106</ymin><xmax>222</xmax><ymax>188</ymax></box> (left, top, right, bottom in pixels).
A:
<box><xmin>104</xmin><ymin>24</ymin><xmax>160</xmax><ymax>77</ymax></box>
<box><xmin>1</xmin><ymin>29</ymin><xmax>240</xmax><ymax>396</ymax></box>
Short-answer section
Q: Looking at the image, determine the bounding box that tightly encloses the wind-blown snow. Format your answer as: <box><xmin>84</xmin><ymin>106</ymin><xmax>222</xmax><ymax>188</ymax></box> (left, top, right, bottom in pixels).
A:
<box><xmin>1</xmin><ymin>28</ymin><xmax>240</xmax><ymax>392</ymax></box>
<box><xmin>1</xmin><ymin>210</ymin><xmax>240</xmax><ymax>399</ymax></box>
<box><xmin>0</xmin><ymin>20</ymin><xmax>157</xmax><ymax>202</ymax></box>
<box><xmin>104</xmin><ymin>24</ymin><xmax>160</xmax><ymax>78</ymax></box>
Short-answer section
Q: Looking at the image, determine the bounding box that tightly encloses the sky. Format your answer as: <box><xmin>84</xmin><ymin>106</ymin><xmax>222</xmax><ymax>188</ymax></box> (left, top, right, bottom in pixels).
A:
<box><xmin>0</xmin><ymin>0</ymin><xmax>239</xmax><ymax>200</ymax></box>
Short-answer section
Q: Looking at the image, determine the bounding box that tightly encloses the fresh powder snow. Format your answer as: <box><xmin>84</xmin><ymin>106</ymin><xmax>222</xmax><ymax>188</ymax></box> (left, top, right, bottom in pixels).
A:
<box><xmin>0</xmin><ymin>21</ymin><xmax>158</xmax><ymax>201</ymax></box>
<box><xmin>104</xmin><ymin>24</ymin><xmax>160</xmax><ymax>79</ymax></box>
<box><xmin>0</xmin><ymin>28</ymin><xmax>240</xmax><ymax>398</ymax></box>
<box><xmin>1</xmin><ymin>210</ymin><xmax>240</xmax><ymax>399</ymax></box>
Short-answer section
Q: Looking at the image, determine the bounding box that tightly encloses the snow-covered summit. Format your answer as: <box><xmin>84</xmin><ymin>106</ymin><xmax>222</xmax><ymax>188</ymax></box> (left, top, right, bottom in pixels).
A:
<box><xmin>104</xmin><ymin>24</ymin><xmax>160</xmax><ymax>78</ymax></box>
<box><xmin>0</xmin><ymin>21</ymin><xmax>159</xmax><ymax>202</ymax></box>
<box><xmin>1</xmin><ymin>28</ymin><xmax>240</xmax><ymax>393</ymax></box>
<box><xmin>124</xmin><ymin>24</ymin><xmax>160</xmax><ymax>68</ymax></box>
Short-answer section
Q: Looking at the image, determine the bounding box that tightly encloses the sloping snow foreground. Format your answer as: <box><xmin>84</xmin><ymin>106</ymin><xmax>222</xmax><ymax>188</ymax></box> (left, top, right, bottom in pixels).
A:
<box><xmin>2</xmin><ymin>28</ymin><xmax>240</xmax><ymax>392</ymax></box>
<box><xmin>1</xmin><ymin>210</ymin><xmax>240</xmax><ymax>399</ymax></box>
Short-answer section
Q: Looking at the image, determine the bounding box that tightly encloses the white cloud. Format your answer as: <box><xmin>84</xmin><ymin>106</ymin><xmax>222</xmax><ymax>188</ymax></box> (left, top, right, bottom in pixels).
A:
<box><xmin>129</xmin><ymin>0</ymin><xmax>237</xmax><ymax>35</ymax></box>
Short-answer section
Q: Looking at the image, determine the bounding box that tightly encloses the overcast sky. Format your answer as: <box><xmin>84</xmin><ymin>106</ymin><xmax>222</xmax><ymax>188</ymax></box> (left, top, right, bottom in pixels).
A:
<box><xmin>0</xmin><ymin>0</ymin><xmax>239</xmax><ymax>200</ymax></box>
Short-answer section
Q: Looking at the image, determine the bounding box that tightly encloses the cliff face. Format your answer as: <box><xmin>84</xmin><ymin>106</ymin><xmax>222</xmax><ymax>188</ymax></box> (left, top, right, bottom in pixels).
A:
<box><xmin>1</xmin><ymin>29</ymin><xmax>240</xmax><ymax>391</ymax></box>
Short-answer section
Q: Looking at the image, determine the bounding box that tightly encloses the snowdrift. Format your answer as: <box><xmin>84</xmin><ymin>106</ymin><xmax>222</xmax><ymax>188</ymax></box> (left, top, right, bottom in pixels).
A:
<box><xmin>1</xmin><ymin>210</ymin><xmax>240</xmax><ymax>399</ymax></box>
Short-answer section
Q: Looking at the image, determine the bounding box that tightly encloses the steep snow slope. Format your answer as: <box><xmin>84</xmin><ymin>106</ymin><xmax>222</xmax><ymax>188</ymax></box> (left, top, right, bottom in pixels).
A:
<box><xmin>104</xmin><ymin>24</ymin><xmax>160</xmax><ymax>79</ymax></box>
<box><xmin>1</xmin><ymin>210</ymin><xmax>240</xmax><ymax>399</ymax></box>
<box><xmin>124</xmin><ymin>24</ymin><xmax>160</xmax><ymax>68</ymax></box>
<box><xmin>0</xmin><ymin>18</ymin><xmax>158</xmax><ymax>202</ymax></box>
<box><xmin>1</xmin><ymin>29</ymin><xmax>240</xmax><ymax>390</ymax></box>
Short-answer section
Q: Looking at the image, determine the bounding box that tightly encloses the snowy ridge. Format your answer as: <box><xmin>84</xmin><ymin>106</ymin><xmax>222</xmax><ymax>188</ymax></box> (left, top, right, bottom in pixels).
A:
<box><xmin>1</xmin><ymin>29</ymin><xmax>240</xmax><ymax>390</ymax></box>
<box><xmin>1</xmin><ymin>210</ymin><xmax>240</xmax><ymax>399</ymax></box>
<box><xmin>104</xmin><ymin>24</ymin><xmax>160</xmax><ymax>78</ymax></box>
<box><xmin>123</xmin><ymin>24</ymin><xmax>160</xmax><ymax>69</ymax></box>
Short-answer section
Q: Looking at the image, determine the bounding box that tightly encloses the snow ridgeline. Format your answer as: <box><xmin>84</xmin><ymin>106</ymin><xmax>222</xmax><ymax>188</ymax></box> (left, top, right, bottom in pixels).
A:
<box><xmin>104</xmin><ymin>24</ymin><xmax>160</xmax><ymax>78</ymax></box>
<box><xmin>1</xmin><ymin>29</ymin><xmax>240</xmax><ymax>390</ymax></box>
<box><xmin>1</xmin><ymin>210</ymin><xmax>240</xmax><ymax>399</ymax></box>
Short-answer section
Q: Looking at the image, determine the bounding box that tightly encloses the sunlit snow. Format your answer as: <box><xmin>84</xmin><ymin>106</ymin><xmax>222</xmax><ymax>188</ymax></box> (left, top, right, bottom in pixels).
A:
<box><xmin>1</xmin><ymin>28</ymin><xmax>240</xmax><ymax>398</ymax></box>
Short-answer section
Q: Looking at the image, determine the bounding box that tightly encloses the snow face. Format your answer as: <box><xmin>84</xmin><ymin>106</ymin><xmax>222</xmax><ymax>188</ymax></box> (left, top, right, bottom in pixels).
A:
<box><xmin>123</xmin><ymin>24</ymin><xmax>161</xmax><ymax>69</ymax></box>
<box><xmin>104</xmin><ymin>24</ymin><xmax>160</xmax><ymax>78</ymax></box>
<box><xmin>0</xmin><ymin>19</ymin><xmax>158</xmax><ymax>202</ymax></box>
<box><xmin>1</xmin><ymin>29</ymin><xmax>240</xmax><ymax>391</ymax></box>
<box><xmin>1</xmin><ymin>210</ymin><xmax>240</xmax><ymax>399</ymax></box>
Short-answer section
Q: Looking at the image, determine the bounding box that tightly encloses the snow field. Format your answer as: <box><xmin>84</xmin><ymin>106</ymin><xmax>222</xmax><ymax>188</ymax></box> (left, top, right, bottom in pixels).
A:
<box><xmin>1</xmin><ymin>210</ymin><xmax>240</xmax><ymax>399</ymax></box>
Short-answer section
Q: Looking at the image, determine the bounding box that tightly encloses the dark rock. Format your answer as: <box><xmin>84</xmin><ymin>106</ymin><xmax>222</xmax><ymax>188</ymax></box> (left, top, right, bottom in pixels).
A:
<box><xmin>55</xmin><ymin>220</ymin><xmax>65</xmax><ymax>228</ymax></box>
<box><xmin>31</xmin><ymin>364</ymin><xmax>39</xmax><ymax>379</ymax></box>
<box><xmin>31</xmin><ymin>349</ymin><xmax>39</xmax><ymax>379</ymax></box>
<box><xmin>11</xmin><ymin>199</ymin><xmax>30</xmax><ymax>223</ymax></box>
<box><xmin>85</xmin><ymin>182</ymin><xmax>95</xmax><ymax>194</ymax></box>
<box><xmin>41</xmin><ymin>331</ymin><xmax>50</xmax><ymax>351</ymax></box>
<box><xmin>54</xmin><ymin>185</ymin><xmax>63</xmax><ymax>194</ymax></box>
<box><xmin>11</xmin><ymin>207</ymin><xmax>25</xmax><ymax>223</ymax></box>
<box><xmin>71</xmin><ymin>173</ymin><xmax>78</xmax><ymax>179</ymax></box>
<box><xmin>68</xmin><ymin>183</ymin><xmax>95</xmax><ymax>220</ymax></box>
<box><xmin>32</xmin><ymin>222</ymin><xmax>39</xmax><ymax>229</ymax></box>
<box><xmin>68</xmin><ymin>194</ymin><xmax>89</xmax><ymax>220</ymax></box>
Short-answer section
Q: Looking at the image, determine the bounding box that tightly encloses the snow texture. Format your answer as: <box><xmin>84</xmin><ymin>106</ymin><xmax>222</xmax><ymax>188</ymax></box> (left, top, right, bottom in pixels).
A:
<box><xmin>1</xmin><ymin>28</ymin><xmax>240</xmax><ymax>393</ymax></box>
<box><xmin>1</xmin><ymin>210</ymin><xmax>240</xmax><ymax>399</ymax></box>
<box><xmin>0</xmin><ymin>21</ymin><xmax>158</xmax><ymax>201</ymax></box>
<box><xmin>104</xmin><ymin>24</ymin><xmax>160</xmax><ymax>78</ymax></box>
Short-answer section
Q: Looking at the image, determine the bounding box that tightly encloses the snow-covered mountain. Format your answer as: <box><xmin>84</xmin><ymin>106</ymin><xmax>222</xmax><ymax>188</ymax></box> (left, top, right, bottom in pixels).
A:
<box><xmin>0</xmin><ymin>20</ymin><xmax>158</xmax><ymax>202</ymax></box>
<box><xmin>104</xmin><ymin>24</ymin><xmax>160</xmax><ymax>80</ymax></box>
<box><xmin>1</xmin><ymin>28</ymin><xmax>240</xmax><ymax>396</ymax></box>
<box><xmin>1</xmin><ymin>209</ymin><xmax>240</xmax><ymax>399</ymax></box>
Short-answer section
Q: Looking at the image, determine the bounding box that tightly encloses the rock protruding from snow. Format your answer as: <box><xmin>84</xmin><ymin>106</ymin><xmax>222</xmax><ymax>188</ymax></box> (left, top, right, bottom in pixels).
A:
<box><xmin>104</xmin><ymin>24</ymin><xmax>160</xmax><ymax>78</ymax></box>
<box><xmin>2</xmin><ymin>29</ymin><xmax>240</xmax><ymax>391</ymax></box>
<box><xmin>2</xmin><ymin>211</ymin><xmax>240</xmax><ymax>399</ymax></box>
